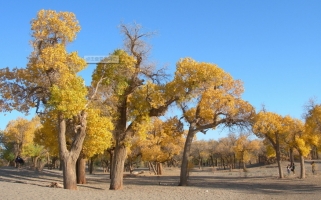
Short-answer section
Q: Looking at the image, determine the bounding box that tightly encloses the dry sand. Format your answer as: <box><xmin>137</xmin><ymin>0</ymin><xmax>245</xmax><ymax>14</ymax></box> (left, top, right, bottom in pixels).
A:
<box><xmin>1</xmin><ymin>162</ymin><xmax>321</xmax><ymax>200</ymax></box>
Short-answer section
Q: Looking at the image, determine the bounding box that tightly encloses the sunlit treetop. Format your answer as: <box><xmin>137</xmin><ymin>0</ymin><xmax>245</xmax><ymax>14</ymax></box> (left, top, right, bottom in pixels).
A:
<box><xmin>168</xmin><ymin>58</ymin><xmax>253</xmax><ymax>130</ymax></box>
<box><xmin>252</xmin><ymin>111</ymin><xmax>284</xmax><ymax>140</ymax></box>
<box><xmin>168</xmin><ymin>58</ymin><xmax>244</xmax><ymax>102</ymax></box>
<box><xmin>305</xmin><ymin>104</ymin><xmax>321</xmax><ymax>135</ymax></box>
<box><xmin>92</xmin><ymin>49</ymin><xmax>137</xmax><ymax>88</ymax></box>
<box><xmin>0</xmin><ymin>10</ymin><xmax>87</xmax><ymax>118</ymax></box>
<box><xmin>31</xmin><ymin>9</ymin><xmax>80</xmax><ymax>47</ymax></box>
<box><xmin>304</xmin><ymin>104</ymin><xmax>321</xmax><ymax>149</ymax></box>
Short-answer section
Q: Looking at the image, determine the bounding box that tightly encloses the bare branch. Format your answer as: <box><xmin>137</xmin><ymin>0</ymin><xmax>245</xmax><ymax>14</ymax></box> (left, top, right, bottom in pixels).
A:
<box><xmin>86</xmin><ymin>70</ymin><xmax>107</xmax><ymax>108</ymax></box>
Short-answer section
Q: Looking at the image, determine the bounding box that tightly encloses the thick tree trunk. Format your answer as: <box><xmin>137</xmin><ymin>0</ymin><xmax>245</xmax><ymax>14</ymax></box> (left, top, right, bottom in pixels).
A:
<box><xmin>179</xmin><ymin>129</ymin><xmax>195</xmax><ymax>186</ymax></box>
<box><xmin>299</xmin><ymin>155</ymin><xmax>305</xmax><ymax>179</ymax></box>
<box><xmin>62</xmin><ymin>157</ymin><xmax>78</xmax><ymax>190</ymax></box>
<box><xmin>76</xmin><ymin>153</ymin><xmax>86</xmax><ymax>184</ymax></box>
<box><xmin>110</xmin><ymin>145</ymin><xmax>127</xmax><ymax>190</ymax></box>
<box><xmin>58</xmin><ymin>111</ymin><xmax>87</xmax><ymax>190</ymax></box>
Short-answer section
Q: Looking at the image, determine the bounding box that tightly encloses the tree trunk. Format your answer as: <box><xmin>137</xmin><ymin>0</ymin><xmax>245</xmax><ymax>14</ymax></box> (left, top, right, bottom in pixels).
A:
<box><xmin>156</xmin><ymin>162</ymin><xmax>163</xmax><ymax>175</ymax></box>
<box><xmin>34</xmin><ymin>157</ymin><xmax>39</xmax><ymax>170</ymax></box>
<box><xmin>179</xmin><ymin>128</ymin><xmax>195</xmax><ymax>186</ymax></box>
<box><xmin>58</xmin><ymin>111</ymin><xmax>87</xmax><ymax>190</ymax></box>
<box><xmin>275</xmin><ymin>143</ymin><xmax>283</xmax><ymax>179</ymax></box>
<box><xmin>242</xmin><ymin>158</ymin><xmax>247</xmax><ymax>172</ymax></box>
<box><xmin>233</xmin><ymin>154</ymin><xmax>236</xmax><ymax>169</ymax></box>
<box><xmin>89</xmin><ymin>157</ymin><xmax>94</xmax><ymax>174</ymax></box>
<box><xmin>62</xmin><ymin>157</ymin><xmax>77</xmax><ymax>190</ymax></box>
<box><xmin>76</xmin><ymin>152</ymin><xmax>86</xmax><ymax>184</ymax></box>
<box><xmin>107</xmin><ymin>148</ymin><xmax>114</xmax><ymax>179</ymax></box>
<box><xmin>299</xmin><ymin>155</ymin><xmax>305</xmax><ymax>179</ymax></box>
<box><xmin>59</xmin><ymin>159</ymin><xmax>63</xmax><ymax>170</ymax></box>
<box><xmin>210</xmin><ymin>156</ymin><xmax>214</xmax><ymax>167</ymax></box>
<box><xmin>289</xmin><ymin>148</ymin><xmax>294</xmax><ymax>164</ymax></box>
<box><xmin>51</xmin><ymin>157</ymin><xmax>58</xmax><ymax>169</ymax></box>
<box><xmin>149</xmin><ymin>162</ymin><xmax>157</xmax><ymax>174</ymax></box>
<box><xmin>128</xmin><ymin>160</ymin><xmax>134</xmax><ymax>173</ymax></box>
<box><xmin>109</xmin><ymin>145</ymin><xmax>127</xmax><ymax>190</ymax></box>
<box><xmin>223</xmin><ymin>159</ymin><xmax>226</xmax><ymax>169</ymax></box>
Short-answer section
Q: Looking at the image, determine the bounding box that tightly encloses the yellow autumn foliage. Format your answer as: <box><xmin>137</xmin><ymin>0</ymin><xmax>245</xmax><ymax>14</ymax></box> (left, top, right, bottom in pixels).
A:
<box><xmin>82</xmin><ymin>109</ymin><xmax>114</xmax><ymax>157</ymax></box>
<box><xmin>234</xmin><ymin>135</ymin><xmax>260</xmax><ymax>163</ymax></box>
<box><xmin>305</xmin><ymin>104</ymin><xmax>321</xmax><ymax>148</ymax></box>
<box><xmin>167</xmin><ymin>58</ymin><xmax>243</xmax><ymax>103</ymax></box>
<box><xmin>31</xmin><ymin>10</ymin><xmax>80</xmax><ymax>45</ymax></box>
<box><xmin>35</xmin><ymin>108</ymin><xmax>113</xmax><ymax>157</ymax></box>
<box><xmin>252</xmin><ymin>111</ymin><xmax>284</xmax><ymax>141</ymax></box>
<box><xmin>3</xmin><ymin>117</ymin><xmax>41</xmax><ymax>155</ymax></box>
<box><xmin>136</xmin><ymin>118</ymin><xmax>185</xmax><ymax>163</ymax></box>
<box><xmin>265</xmin><ymin>144</ymin><xmax>276</xmax><ymax>158</ymax></box>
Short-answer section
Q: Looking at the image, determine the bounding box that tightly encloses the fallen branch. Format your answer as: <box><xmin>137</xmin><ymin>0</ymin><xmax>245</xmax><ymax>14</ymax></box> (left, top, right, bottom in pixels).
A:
<box><xmin>48</xmin><ymin>182</ymin><xmax>63</xmax><ymax>188</ymax></box>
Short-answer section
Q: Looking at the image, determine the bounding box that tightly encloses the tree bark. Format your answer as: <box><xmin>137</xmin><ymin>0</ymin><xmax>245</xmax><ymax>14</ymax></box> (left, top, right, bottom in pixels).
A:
<box><xmin>109</xmin><ymin>145</ymin><xmax>127</xmax><ymax>190</ymax></box>
<box><xmin>34</xmin><ymin>157</ymin><xmax>39</xmax><ymax>170</ymax></box>
<box><xmin>275</xmin><ymin>141</ymin><xmax>283</xmax><ymax>179</ymax></box>
<box><xmin>243</xmin><ymin>159</ymin><xmax>247</xmax><ymax>172</ymax></box>
<box><xmin>58</xmin><ymin>111</ymin><xmax>87</xmax><ymax>190</ymax></box>
<box><xmin>179</xmin><ymin>128</ymin><xmax>195</xmax><ymax>186</ymax></box>
<box><xmin>149</xmin><ymin>162</ymin><xmax>157</xmax><ymax>174</ymax></box>
<box><xmin>76</xmin><ymin>152</ymin><xmax>86</xmax><ymax>184</ymax></box>
<box><xmin>52</xmin><ymin>157</ymin><xmax>58</xmax><ymax>169</ymax></box>
<box><xmin>156</xmin><ymin>162</ymin><xmax>163</xmax><ymax>175</ymax></box>
<box><xmin>59</xmin><ymin>159</ymin><xmax>63</xmax><ymax>171</ymax></box>
<box><xmin>289</xmin><ymin>148</ymin><xmax>294</xmax><ymax>164</ymax></box>
<box><xmin>89</xmin><ymin>157</ymin><xmax>94</xmax><ymax>174</ymax></box>
<box><xmin>62</xmin><ymin>156</ymin><xmax>77</xmax><ymax>190</ymax></box>
<box><xmin>299</xmin><ymin>155</ymin><xmax>305</xmax><ymax>179</ymax></box>
<box><xmin>107</xmin><ymin>148</ymin><xmax>114</xmax><ymax>179</ymax></box>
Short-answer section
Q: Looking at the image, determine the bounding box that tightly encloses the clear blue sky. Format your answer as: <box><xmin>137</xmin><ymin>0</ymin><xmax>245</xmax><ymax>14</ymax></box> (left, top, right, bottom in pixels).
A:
<box><xmin>1</xmin><ymin>1</ymin><xmax>320</xmax><ymax>140</ymax></box>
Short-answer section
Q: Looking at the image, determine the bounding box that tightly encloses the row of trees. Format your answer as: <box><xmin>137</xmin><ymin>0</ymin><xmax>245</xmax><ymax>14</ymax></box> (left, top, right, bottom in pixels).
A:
<box><xmin>1</xmin><ymin>103</ymin><xmax>321</xmax><ymax>185</ymax></box>
<box><xmin>0</xmin><ymin>9</ymin><xmax>320</xmax><ymax>190</ymax></box>
<box><xmin>1</xmin><ymin>114</ymin><xmax>319</xmax><ymax>177</ymax></box>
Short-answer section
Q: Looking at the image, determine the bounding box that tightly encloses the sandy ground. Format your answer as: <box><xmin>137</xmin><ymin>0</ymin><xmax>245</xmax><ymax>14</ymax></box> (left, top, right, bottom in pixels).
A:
<box><xmin>0</xmin><ymin>161</ymin><xmax>321</xmax><ymax>200</ymax></box>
